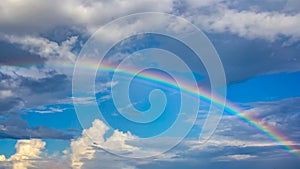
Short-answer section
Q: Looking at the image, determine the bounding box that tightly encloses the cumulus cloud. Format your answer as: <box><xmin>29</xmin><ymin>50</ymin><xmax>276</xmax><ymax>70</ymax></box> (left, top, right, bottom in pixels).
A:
<box><xmin>1</xmin><ymin>112</ymin><xmax>299</xmax><ymax>169</ymax></box>
<box><xmin>68</xmin><ymin>118</ymin><xmax>181</xmax><ymax>169</ymax></box>
<box><xmin>0</xmin><ymin>139</ymin><xmax>46</xmax><ymax>169</ymax></box>
<box><xmin>66</xmin><ymin>113</ymin><xmax>300</xmax><ymax>169</ymax></box>
<box><xmin>70</xmin><ymin>119</ymin><xmax>137</xmax><ymax>169</ymax></box>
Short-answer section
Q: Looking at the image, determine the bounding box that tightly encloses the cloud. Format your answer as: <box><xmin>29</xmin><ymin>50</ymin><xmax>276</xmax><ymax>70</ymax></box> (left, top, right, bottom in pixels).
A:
<box><xmin>0</xmin><ymin>40</ymin><xmax>45</xmax><ymax>67</ymax></box>
<box><xmin>0</xmin><ymin>90</ymin><xmax>13</xmax><ymax>99</ymax></box>
<box><xmin>1</xmin><ymin>0</ymin><xmax>299</xmax><ymax>42</ymax></box>
<box><xmin>214</xmin><ymin>154</ymin><xmax>256</xmax><ymax>161</ymax></box>
<box><xmin>0</xmin><ymin>0</ymin><xmax>173</xmax><ymax>35</ymax></box>
<box><xmin>182</xmin><ymin>0</ymin><xmax>300</xmax><ymax>42</ymax></box>
<box><xmin>67</xmin><ymin>113</ymin><xmax>300</xmax><ymax>169</ymax></box>
<box><xmin>0</xmin><ymin>139</ymin><xmax>46</xmax><ymax>169</ymax></box>
<box><xmin>68</xmin><ymin>119</ymin><xmax>179</xmax><ymax>169</ymax></box>
<box><xmin>0</xmin><ymin>34</ymin><xmax>76</xmax><ymax>115</ymax></box>
<box><xmin>0</xmin><ymin>116</ymin><xmax>73</xmax><ymax>139</ymax></box>
<box><xmin>70</xmin><ymin>119</ymin><xmax>137</xmax><ymax>169</ymax></box>
<box><xmin>20</xmin><ymin>73</ymin><xmax>69</xmax><ymax>94</ymax></box>
<box><xmin>0</xmin><ymin>113</ymin><xmax>299</xmax><ymax>169</ymax></box>
<box><xmin>0</xmin><ymin>0</ymin><xmax>299</xmax><ymax>86</ymax></box>
<box><xmin>174</xmin><ymin>1</ymin><xmax>300</xmax><ymax>86</ymax></box>
<box><xmin>0</xmin><ymin>72</ymin><xmax>24</xmax><ymax>113</ymax></box>
<box><xmin>0</xmin><ymin>67</ymin><xmax>73</xmax><ymax>116</ymax></box>
<box><xmin>242</xmin><ymin>97</ymin><xmax>300</xmax><ymax>140</ymax></box>
<box><xmin>204</xmin><ymin>10</ymin><xmax>300</xmax><ymax>41</ymax></box>
<box><xmin>33</xmin><ymin>107</ymin><xmax>69</xmax><ymax>114</ymax></box>
<box><xmin>4</xmin><ymin>35</ymin><xmax>77</xmax><ymax>65</ymax></box>
<box><xmin>0</xmin><ymin>1</ymin><xmax>299</xmax><ymax>169</ymax></box>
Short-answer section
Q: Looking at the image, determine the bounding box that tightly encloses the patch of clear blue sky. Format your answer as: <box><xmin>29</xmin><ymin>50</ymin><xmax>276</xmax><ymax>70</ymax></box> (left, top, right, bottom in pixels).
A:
<box><xmin>0</xmin><ymin>139</ymin><xmax>16</xmax><ymax>157</ymax></box>
<box><xmin>22</xmin><ymin>104</ymin><xmax>81</xmax><ymax>131</ymax></box>
<box><xmin>44</xmin><ymin>139</ymin><xmax>71</xmax><ymax>155</ymax></box>
<box><xmin>227</xmin><ymin>71</ymin><xmax>300</xmax><ymax>103</ymax></box>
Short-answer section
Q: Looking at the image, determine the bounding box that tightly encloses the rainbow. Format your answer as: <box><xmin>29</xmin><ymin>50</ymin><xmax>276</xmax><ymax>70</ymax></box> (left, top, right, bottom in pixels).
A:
<box><xmin>1</xmin><ymin>61</ymin><xmax>299</xmax><ymax>158</ymax></box>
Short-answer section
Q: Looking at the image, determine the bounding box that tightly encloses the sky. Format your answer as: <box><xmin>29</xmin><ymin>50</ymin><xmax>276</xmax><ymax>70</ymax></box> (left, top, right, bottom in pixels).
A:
<box><xmin>0</xmin><ymin>0</ymin><xmax>300</xmax><ymax>169</ymax></box>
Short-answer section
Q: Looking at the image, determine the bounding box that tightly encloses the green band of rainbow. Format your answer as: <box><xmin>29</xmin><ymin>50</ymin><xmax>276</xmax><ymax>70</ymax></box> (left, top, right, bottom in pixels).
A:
<box><xmin>86</xmin><ymin>61</ymin><xmax>300</xmax><ymax>158</ymax></box>
<box><xmin>1</xmin><ymin>62</ymin><xmax>299</xmax><ymax>158</ymax></box>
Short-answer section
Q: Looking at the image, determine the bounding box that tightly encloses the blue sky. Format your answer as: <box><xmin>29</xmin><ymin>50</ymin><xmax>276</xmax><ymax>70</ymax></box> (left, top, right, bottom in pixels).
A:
<box><xmin>0</xmin><ymin>0</ymin><xmax>300</xmax><ymax>169</ymax></box>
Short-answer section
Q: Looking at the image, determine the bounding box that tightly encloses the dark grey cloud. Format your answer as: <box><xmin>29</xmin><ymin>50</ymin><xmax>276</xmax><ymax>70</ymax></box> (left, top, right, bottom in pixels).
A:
<box><xmin>0</xmin><ymin>97</ymin><xmax>23</xmax><ymax>115</ymax></box>
<box><xmin>0</xmin><ymin>40</ymin><xmax>45</xmax><ymax>66</ymax></box>
<box><xmin>20</xmin><ymin>73</ymin><xmax>70</xmax><ymax>94</ymax></box>
<box><xmin>208</xmin><ymin>33</ymin><xmax>300</xmax><ymax>83</ymax></box>
<box><xmin>0</xmin><ymin>68</ymin><xmax>72</xmax><ymax>119</ymax></box>
<box><xmin>0</xmin><ymin>0</ymin><xmax>299</xmax><ymax>86</ymax></box>
<box><xmin>0</xmin><ymin>116</ymin><xmax>73</xmax><ymax>139</ymax></box>
<box><xmin>0</xmin><ymin>72</ymin><xmax>23</xmax><ymax>114</ymax></box>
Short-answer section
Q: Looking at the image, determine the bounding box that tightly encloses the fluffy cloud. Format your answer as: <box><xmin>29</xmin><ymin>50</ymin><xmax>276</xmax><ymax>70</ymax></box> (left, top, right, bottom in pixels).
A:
<box><xmin>0</xmin><ymin>139</ymin><xmax>46</xmax><ymax>169</ymax></box>
<box><xmin>0</xmin><ymin>0</ymin><xmax>299</xmax><ymax>85</ymax></box>
<box><xmin>198</xmin><ymin>9</ymin><xmax>300</xmax><ymax>41</ymax></box>
<box><xmin>70</xmin><ymin>119</ymin><xmax>137</xmax><ymax>169</ymax></box>
<box><xmin>3</xmin><ymin>35</ymin><xmax>77</xmax><ymax>65</ymax></box>
<box><xmin>0</xmin><ymin>0</ymin><xmax>173</xmax><ymax>35</ymax></box>
<box><xmin>1</xmin><ymin>0</ymin><xmax>298</xmax><ymax>42</ymax></box>
<box><xmin>182</xmin><ymin>0</ymin><xmax>300</xmax><ymax>42</ymax></box>
<box><xmin>1</xmin><ymin>112</ymin><xmax>299</xmax><ymax>169</ymax></box>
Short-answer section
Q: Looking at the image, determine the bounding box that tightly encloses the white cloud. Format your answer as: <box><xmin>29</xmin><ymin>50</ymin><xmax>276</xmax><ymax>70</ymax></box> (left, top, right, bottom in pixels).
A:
<box><xmin>1</xmin><ymin>65</ymin><xmax>54</xmax><ymax>80</ymax></box>
<box><xmin>214</xmin><ymin>154</ymin><xmax>256</xmax><ymax>161</ymax></box>
<box><xmin>185</xmin><ymin>0</ymin><xmax>225</xmax><ymax>9</ymax></box>
<box><xmin>0</xmin><ymin>139</ymin><xmax>46</xmax><ymax>169</ymax></box>
<box><xmin>34</xmin><ymin>107</ymin><xmax>69</xmax><ymax>114</ymax></box>
<box><xmin>187</xmin><ymin>3</ymin><xmax>300</xmax><ymax>41</ymax></box>
<box><xmin>72</xmin><ymin>96</ymin><xmax>95</xmax><ymax>105</ymax></box>
<box><xmin>1</xmin><ymin>35</ymin><xmax>78</xmax><ymax>77</ymax></box>
<box><xmin>0</xmin><ymin>115</ymin><xmax>298</xmax><ymax>169</ymax></box>
<box><xmin>0</xmin><ymin>90</ymin><xmax>13</xmax><ymax>99</ymax></box>
<box><xmin>186</xmin><ymin>135</ymin><xmax>299</xmax><ymax>152</ymax></box>
<box><xmin>1</xmin><ymin>0</ymin><xmax>299</xmax><ymax>45</ymax></box>
<box><xmin>4</xmin><ymin>35</ymin><xmax>77</xmax><ymax>64</ymax></box>
<box><xmin>0</xmin><ymin>155</ymin><xmax>6</xmax><ymax>161</ymax></box>
<box><xmin>70</xmin><ymin>119</ymin><xmax>138</xmax><ymax>169</ymax></box>
<box><xmin>0</xmin><ymin>0</ymin><xmax>174</xmax><ymax>35</ymax></box>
